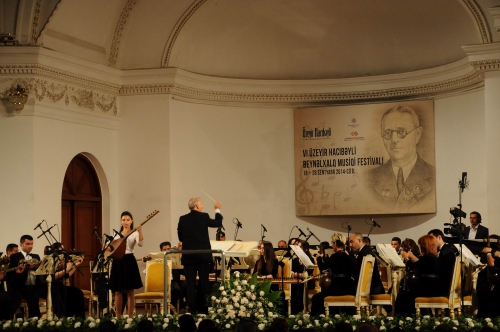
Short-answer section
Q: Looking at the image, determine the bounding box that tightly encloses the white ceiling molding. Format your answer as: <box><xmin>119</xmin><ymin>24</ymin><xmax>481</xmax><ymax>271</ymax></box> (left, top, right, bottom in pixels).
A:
<box><xmin>460</xmin><ymin>0</ymin><xmax>492</xmax><ymax>43</ymax></box>
<box><xmin>108</xmin><ymin>0</ymin><xmax>139</xmax><ymax>68</ymax></box>
<box><xmin>162</xmin><ymin>0</ymin><xmax>207</xmax><ymax>68</ymax></box>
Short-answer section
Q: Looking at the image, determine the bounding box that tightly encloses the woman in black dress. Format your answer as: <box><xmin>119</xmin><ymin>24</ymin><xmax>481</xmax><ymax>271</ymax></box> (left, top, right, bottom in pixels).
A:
<box><xmin>255</xmin><ymin>241</ymin><xmax>285</xmax><ymax>313</ymax></box>
<box><xmin>41</xmin><ymin>242</ymin><xmax>85</xmax><ymax>318</ymax></box>
<box><xmin>108</xmin><ymin>211</ymin><xmax>144</xmax><ymax>317</ymax></box>
<box><xmin>395</xmin><ymin>235</ymin><xmax>440</xmax><ymax>316</ymax></box>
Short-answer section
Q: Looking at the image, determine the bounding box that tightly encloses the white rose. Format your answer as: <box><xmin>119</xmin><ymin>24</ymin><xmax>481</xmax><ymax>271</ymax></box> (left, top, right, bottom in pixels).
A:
<box><xmin>468</xmin><ymin>322</ymin><xmax>474</xmax><ymax>327</ymax></box>
<box><xmin>257</xmin><ymin>302</ymin><xmax>262</xmax><ymax>307</ymax></box>
<box><xmin>252</xmin><ymin>295</ymin><xmax>256</xmax><ymax>300</ymax></box>
<box><xmin>406</xmin><ymin>317</ymin><xmax>412</xmax><ymax>322</ymax></box>
<box><xmin>89</xmin><ymin>322</ymin><xmax>96</xmax><ymax>328</ymax></box>
<box><xmin>163</xmin><ymin>323</ymin><xmax>168</xmax><ymax>329</ymax></box>
<box><xmin>268</xmin><ymin>312</ymin><xmax>274</xmax><ymax>317</ymax></box>
<box><xmin>250</xmin><ymin>285</ymin><xmax>255</xmax><ymax>290</ymax></box>
<box><xmin>211</xmin><ymin>296</ymin><xmax>216</xmax><ymax>300</ymax></box>
<box><xmin>324</xmin><ymin>323</ymin><xmax>329</xmax><ymax>328</ymax></box>
<box><xmin>125</xmin><ymin>323</ymin><xmax>130</xmax><ymax>329</ymax></box>
<box><xmin>298</xmin><ymin>320</ymin><xmax>303</xmax><ymax>325</ymax></box>
<box><xmin>488</xmin><ymin>322</ymin><xmax>494</xmax><ymax>328</ymax></box>
<box><xmin>14</xmin><ymin>323</ymin><xmax>20</xmax><ymax>328</ymax></box>
<box><xmin>226</xmin><ymin>324</ymin><xmax>231</xmax><ymax>329</ymax></box>
<box><xmin>248</xmin><ymin>303</ymin><xmax>254</xmax><ymax>308</ymax></box>
<box><xmin>164</xmin><ymin>318</ymin><xmax>169</xmax><ymax>323</ymax></box>
<box><xmin>112</xmin><ymin>319</ymin><xmax>116</xmax><ymax>324</ymax></box>
<box><xmin>219</xmin><ymin>286</ymin><xmax>224</xmax><ymax>290</ymax></box>
<box><xmin>415</xmin><ymin>327</ymin><xmax>420</xmax><ymax>331</ymax></box>
<box><xmin>96</xmin><ymin>319</ymin><xmax>101</xmax><ymax>323</ymax></box>
<box><xmin>123</xmin><ymin>315</ymin><xmax>129</xmax><ymax>319</ymax></box>
<box><xmin>242</xmin><ymin>280</ymin><xmax>248</xmax><ymax>285</ymax></box>
<box><xmin>259</xmin><ymin>291</ymin><xmax>265</xmax><ymax>296</ymax></box>
<box><xmin>380</xmin><ymin>326</ymin><xmax>386</xmax><ymax>331</ymax></box>
<box><xmin>237</xmin><ymin>286</ymin><xmax>242</xmax><ymax>291</ymax></box>
<box><xmin>234</xmin><ymin>281</ymin><xmax>239</xmax><ymax>286</ymax></box>
<box><xmin>222</xmin><ymin>291</ymin><xmax>227</xmax><ymax>296</ymax></box>
<box><xmin>23</xmin><ymin>322</ymin><xmax>29</xmax><ymax>327</ymax></box>
<box><xmin>74</xmin><ymin>322</ymin><xmax>81</xmax><ymax>328</ymax></box>
<box><xmin>268</xmin><ymin>302</ymin><xmax>273</xmax><ymax>307</ymax></box>
<box><xmin>231</xmin><ymin>289</ymin><xmax>236</xmax><ymax>294</ymax></box>
<box><xmin>258</xmin><ymin>323</ymin><xmax>265</xmax><ymax>330</ymax></box>
<box><xmin>127</xmin><ymin>318</ymin><xmax>133</xmax><ymax>323</ymax></box>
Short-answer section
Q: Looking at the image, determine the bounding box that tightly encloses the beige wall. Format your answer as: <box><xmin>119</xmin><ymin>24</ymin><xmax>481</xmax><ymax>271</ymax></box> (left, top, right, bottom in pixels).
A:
<box><xmin>165</xmin><ymin>90</ymin><xmax>489</xmax><ymax>247</ymax></box>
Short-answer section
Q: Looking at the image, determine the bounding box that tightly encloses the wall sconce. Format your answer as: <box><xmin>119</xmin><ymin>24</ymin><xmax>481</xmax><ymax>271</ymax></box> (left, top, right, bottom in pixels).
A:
<box><xmin>8</xmin><ymin>85</ymin><xmax>28</xmax><ymax>113</ymax></box>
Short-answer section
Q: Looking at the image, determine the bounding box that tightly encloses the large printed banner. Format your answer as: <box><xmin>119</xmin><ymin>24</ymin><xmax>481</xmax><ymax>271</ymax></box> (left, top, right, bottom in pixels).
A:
<box><xmin>294</xmin><ymin>101</ymin><xmax>436</xmax><ymax>216</ymax></box>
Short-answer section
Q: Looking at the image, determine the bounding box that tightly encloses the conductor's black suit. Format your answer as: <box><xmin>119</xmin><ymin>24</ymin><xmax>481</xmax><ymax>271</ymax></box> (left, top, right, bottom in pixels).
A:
<box><xmin>178</xmin><ymin>209</ymin><xmax>222</xmax><ymax>313</ymax></box>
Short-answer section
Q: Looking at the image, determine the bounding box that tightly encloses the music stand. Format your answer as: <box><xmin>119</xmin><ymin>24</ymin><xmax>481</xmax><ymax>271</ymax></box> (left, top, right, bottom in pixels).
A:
<box><xmin>35</xmin><ymin>254</ymin><xmax>63</xmax><ymax>319</ymax></box>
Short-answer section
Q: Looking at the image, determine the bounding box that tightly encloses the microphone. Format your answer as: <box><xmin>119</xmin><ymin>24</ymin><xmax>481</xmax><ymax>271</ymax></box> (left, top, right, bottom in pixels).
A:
<box><xmin>34</xmin><ymin>220</ymin><xmax>45</xmax><ymax>231</ymax></box>
<box><xmin>236</xmin><ymin>218</ymin><xmax>243</xmax><ymax>228</ymax></box>
<box><xmin>261</xmin><ymin>224</ymin><xmax>268</xmax><ymax>232</ymax></box>
<box><xmin>307</xmin><ymin>227</ymin><xmax>320</xmax><ymax>242</ymax></box>
<box><xmin>113</xmin><ymin>229</ymin><xmax>124</xmax><ymax>238</ymax></box>
<box><xmin>103</xmin><ymin>234</ymin><xmax>115</xmax><ymax>242</ymax></box>
<box><xmin>371</xmin><ymin>218</ymin><xmax>381</xmax><ymax>228</ymax></box>
<box><xmin>37</xmin><ymin>224</ymin><xmax>56</xmax><ymax>239</ymax></box>
<box><xmin>461</xmin><ymin>172</ymin><xmax>467</xmax><ymax>193</ymax></box>
<box><xmin>91</xmin><ymin>226</ymin><xmax>98</xmax><ymax>235</ymax></box>
<box><xmin>297</xmin><ymin>226</ymin><xmax>307</xmax><ymax>238</ymax></box>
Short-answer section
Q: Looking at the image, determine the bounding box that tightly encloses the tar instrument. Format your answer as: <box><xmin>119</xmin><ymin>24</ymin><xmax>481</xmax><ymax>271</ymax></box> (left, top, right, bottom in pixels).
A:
<box><xmin>0</xmin><ymin>256</ymin><xmax>9</xmax><ymax>264</ymax></box>
<box><xmin>104</xmin><ymin>210</ymin><xmax>159</xmax><ymax>260</ymax></box>
<box><xmin>0</xmin><ymin>258</ymin><xmax>40</xmax><ymax>275</ymax></box>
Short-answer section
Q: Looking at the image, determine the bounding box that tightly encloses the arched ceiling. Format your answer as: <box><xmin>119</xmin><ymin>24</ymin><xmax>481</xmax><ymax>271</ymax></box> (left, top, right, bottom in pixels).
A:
<box><xmin>4</xmin><ymin>0</ymin><xmax>500</xmax><ymax>80</ymax></box>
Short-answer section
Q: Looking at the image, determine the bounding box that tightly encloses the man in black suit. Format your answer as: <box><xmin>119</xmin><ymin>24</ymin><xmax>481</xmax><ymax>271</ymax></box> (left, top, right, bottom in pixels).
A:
<box><xmin>7</xmin><ymin>235</ymin><xmax>42</xmax><ymax>318</ymax></box>
<box><xmin>464</xmin><ymin>211</ymin><xmax>489</xmax><ymax>240</ymax></box>
<box><xmin>428</xmin><ymin>229</ymin><xmax>458</xmax><ymax>296</ymax></box>
<box><xmin>177</xmin><ymin>197</ymin><xmax>223</xmax><ymax>313</ymax></box>
<box><xmin>349</xmin><ymin>232</ymin><xmax>385</xmax><ymax>295</ymax></box>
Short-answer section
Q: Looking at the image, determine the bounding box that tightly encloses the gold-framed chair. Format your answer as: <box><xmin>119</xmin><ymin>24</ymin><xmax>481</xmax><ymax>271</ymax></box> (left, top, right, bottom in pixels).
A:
<box><xmin>134</xmin><ymin>259</ymin><xmax>176</xmax><ymax>315</ymax></box>
<box><xmin>324</xmin><ymin>255</ymin><xmax>375</xmax><ymax>316</ymax></box>
<box><xmin>276</xmin><ymin>257</ymin><xmax>292</xmax><ymax>315</ymax></box>
<box><xmin>415</xmin><ymin>256</ymin><xmax>462</xmax><ymax>318</ymax></box>
<box><xmin>306</xmin><ymin>265</ymin><xmax>321</xmax><ymax>313</ymax></box>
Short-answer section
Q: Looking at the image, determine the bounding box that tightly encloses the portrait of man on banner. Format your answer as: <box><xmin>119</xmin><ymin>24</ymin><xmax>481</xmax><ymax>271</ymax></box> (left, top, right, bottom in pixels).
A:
<box><xmin>365</xmin><ymin>104</ymin><xmax>436</xmax><ymax>213</ymax></box>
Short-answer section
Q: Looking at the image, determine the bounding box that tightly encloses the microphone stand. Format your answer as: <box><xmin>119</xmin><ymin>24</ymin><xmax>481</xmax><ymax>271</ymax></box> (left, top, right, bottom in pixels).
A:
<box><xmin>234</xmin><ymin>219</ymin><xmax>242</xmax><ymax>241</ymax></box>
<box><xmin>37</xmin><ymin>223</ymin><xmax>57</xmax><ymax>246</ymax></box>
<box><xmin>457</xmin><ymin>172</ymin><xmax>468</xmax><ymax>313</ymax></box>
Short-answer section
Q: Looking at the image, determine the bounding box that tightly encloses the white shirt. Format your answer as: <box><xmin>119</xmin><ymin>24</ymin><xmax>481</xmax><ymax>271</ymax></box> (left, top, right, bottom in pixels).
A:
<box><xmin>468</xmin><ymin>226</ymin><xmax>478</xmax><ymax>240</ymax></box>
<box><xmin>113</xmin><ymin>231</ymin><xmax>143</xmax><ymax>254</ymax></box>
<box><xmin>21</xmin><ymin>250</ymin><xmax>36</xmax><ymax>285</ymax></box>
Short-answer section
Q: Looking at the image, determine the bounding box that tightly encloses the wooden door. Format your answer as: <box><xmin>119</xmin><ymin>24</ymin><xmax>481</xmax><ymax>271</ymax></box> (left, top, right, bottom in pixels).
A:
<box><xmin>61</xmin><ymin>155</ymin><xmax>102</xmax><ymax>291</ymax></box>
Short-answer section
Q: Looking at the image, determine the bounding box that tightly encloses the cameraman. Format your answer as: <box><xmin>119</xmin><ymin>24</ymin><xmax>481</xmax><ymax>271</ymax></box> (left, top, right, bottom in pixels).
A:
<box><xmin>465</xmin><ymin>211</ymin><xmax>489</xmax><ymax>240</ymax></box>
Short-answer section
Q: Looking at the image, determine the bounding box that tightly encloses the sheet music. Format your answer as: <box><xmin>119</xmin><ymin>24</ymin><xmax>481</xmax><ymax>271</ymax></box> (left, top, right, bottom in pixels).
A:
<box><xmin>210</xmin><ymin>241</ymin><xmax>258</xmax><ymax>257</ymax></box>
<box><xmin>454</xmin><ymin>244</ymin><xmax>483</xmax><ymax>267</ymax></box>
<box><xmin>290</xmin><ymin>245</ymin><xmax>316</xmax><ymax>268</ymax></box>
<box><xmin>376</xmin><ymin>244</ymin><xmax>405</xmax><ymax>268</ymax></box>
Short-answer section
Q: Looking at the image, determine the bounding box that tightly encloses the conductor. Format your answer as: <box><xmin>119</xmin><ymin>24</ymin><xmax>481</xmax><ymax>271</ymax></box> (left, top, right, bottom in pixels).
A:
<box><xmin>177</xmin><ymin>197</ymin><xmax>223</xmax><ymax>313</ymax></box>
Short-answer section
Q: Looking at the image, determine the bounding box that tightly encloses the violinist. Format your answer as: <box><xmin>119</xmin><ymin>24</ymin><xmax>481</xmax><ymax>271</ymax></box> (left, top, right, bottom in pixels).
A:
<box><xmin>395</xmin><ymin>235</ymin><xmax>440</xmax><ymax>316</ymax></box>
<box><xmin>479</xmin><ymin>241</ymin><xmax>500</xmax><ymax>317</ymax></box>
<box><xmin>42</xmin><ymin>242</ymin><xmax>85</xmax><ymax>318</ymax></box>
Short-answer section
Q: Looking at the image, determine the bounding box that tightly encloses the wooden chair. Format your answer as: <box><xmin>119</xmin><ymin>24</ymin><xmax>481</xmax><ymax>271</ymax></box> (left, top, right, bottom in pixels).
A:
<box><xmin>415</xmin><ymin>256</ymin><xmax>462</xmax><ymax>318</ymax></box>
<box><xmin>324</xmin><ymin>255</ymin><xmax>374</xmax><ymax>316</ymax></box>
<box><xmin>134</xmin><ymin>259</ymin><xmax>176</xmax><ymax>315</ymax></box>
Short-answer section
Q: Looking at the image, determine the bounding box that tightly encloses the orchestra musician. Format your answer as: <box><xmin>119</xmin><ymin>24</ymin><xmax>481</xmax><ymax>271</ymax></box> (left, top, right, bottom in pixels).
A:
<box><xmin>108</xmin><ymin>211</ymin><xmax>144</xmax><ymax>318</ymax></box>
<box><xmin>391</xmin><ymin>237</ymin><xmax>403</xmax><ymax>255</ymax></box>
<box><xmin>427</xmin><ymin>229</ymin><xmax>458</xmax><ymax>296</ymax></box>
<box><xmin>349</xmin><ymin>232</ymin><xmax>385</xmax><ymax>295</ymax></box>
<box><xmin>310</xmin><ymin>233</ymin><xmax>355</xmax><ymax>316</ymax></box>
<box><xmin>480</xmin><ymin>245</ymin><xmax>500</xmax><ymax>317</ymax></box>
<box><xmin>6</xmin><ymin>243</ymin><xmax>19</xmax><ymax>257</ymax></box>
<box><xmin>395</xmin><ymin>235</ymin><xmax>440</xmax><ymax>316</ymax></box>
<box><xmin>41</xmin><ymin>242</ymin><xmax>85</xmax><ymax>318</ymax></box>
<box><xmin>255</xmin><ymin>241</ymin><xmax>286</xmax><ymax>315</ymax></box>
<box><xmin>277</xmin><ymin>240</ymin><xmax>287</xmax><ymax>249</ymax></box>
<box><xmin>7</xmin><ymin>235</ymin><xmax>42</xmax><ymax>318</ymax></box>
<box><xmin>177</xmin><ymin>197</ymin><xmax>222</xmax><ymax>314</ymax></box>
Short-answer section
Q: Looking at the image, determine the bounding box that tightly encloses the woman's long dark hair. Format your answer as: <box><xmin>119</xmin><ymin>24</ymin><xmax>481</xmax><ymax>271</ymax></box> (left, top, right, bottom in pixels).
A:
<box><xmin>119</xmin><ymin>211</ymin><xmax>134</xmax><ymax>232</ymax></box>
<box><xmin>257</xmin><ymin>241</ymin><xmax>276</xmax><ymax>274</ymax></box>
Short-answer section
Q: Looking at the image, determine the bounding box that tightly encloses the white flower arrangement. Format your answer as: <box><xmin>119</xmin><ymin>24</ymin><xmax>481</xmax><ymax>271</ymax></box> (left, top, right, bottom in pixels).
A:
<box><xmin>206</xmin><ymin>272</ymin><xmax>282</xmax><ymax>330</ymax></box>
